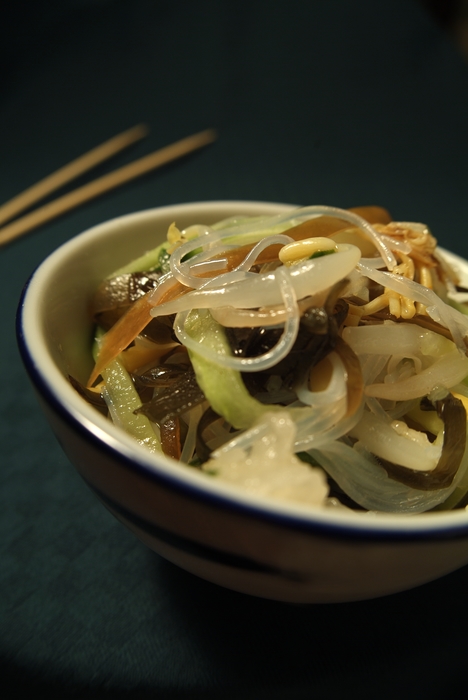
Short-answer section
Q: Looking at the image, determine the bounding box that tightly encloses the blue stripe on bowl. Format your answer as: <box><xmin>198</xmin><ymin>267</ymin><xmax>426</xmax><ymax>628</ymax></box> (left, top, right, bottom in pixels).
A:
<box><xmin>87</xmin><ymin>478</ymin><xmax>307</xmax><ymax>581</ymax></box>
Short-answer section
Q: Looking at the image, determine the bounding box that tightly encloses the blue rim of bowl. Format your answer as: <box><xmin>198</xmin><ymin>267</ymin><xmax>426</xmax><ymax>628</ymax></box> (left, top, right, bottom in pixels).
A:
<box><xmin>15</xmin><ymin>206</ymin><xmax>468</xmax><ymax>546</ymax></box>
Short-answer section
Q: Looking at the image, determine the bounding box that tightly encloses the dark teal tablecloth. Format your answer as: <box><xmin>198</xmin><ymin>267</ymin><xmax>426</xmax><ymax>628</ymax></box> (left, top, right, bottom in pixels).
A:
<box><xmin>2</xmin><ymin>1</ymin><xmax>468</xmax><ymax>697</ymax></box>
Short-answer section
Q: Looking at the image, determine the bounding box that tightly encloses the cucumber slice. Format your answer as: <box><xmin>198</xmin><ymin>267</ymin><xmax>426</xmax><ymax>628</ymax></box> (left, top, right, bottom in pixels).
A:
<box><xmin>184</xmin><ymin>310</ymin><xmax>274</xmax><ymax>430</ymax></box>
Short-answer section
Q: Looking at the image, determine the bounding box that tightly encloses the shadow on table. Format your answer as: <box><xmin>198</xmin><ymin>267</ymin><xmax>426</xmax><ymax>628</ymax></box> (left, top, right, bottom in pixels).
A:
<box><xmin>3</xmin><ymin>551</ymin><xmax>468</xmax><ymax>700</ymax></box>
<box><xmin>149</xmin><ymin>555</ymin><xmax>468</xmax><ymax>699</ymax></box>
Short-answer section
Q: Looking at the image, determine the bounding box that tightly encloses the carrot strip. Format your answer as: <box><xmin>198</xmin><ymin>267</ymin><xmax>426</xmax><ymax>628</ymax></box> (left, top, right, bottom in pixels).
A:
<box><xmin>88</xmin><ymin>296</ymin><xmax>153</xmax><ymax>386</ymax></box>
<box><xmin>120</xmin><ymin>341</ymin><xmax>180</xmax><ymax>374</ymax></box>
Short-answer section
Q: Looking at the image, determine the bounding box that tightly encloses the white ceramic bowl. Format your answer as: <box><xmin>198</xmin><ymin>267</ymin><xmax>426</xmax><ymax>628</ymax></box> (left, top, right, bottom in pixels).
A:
<box><xmin>17</xmin><ymin>201</ymin><xmax>468</xmax><ymax>603</ymax></box>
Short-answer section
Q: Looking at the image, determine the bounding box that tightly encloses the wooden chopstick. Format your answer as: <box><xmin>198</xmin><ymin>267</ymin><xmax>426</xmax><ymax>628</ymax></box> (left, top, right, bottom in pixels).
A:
<box><xmin>0</xmin><ymin>127</ymin><xmax>217</xmax><ymax>247</ymax></box>
<box><xmin>0</xmin><ymin>124</ymin><xmax>149</xmax><ymax>229</ymax></box>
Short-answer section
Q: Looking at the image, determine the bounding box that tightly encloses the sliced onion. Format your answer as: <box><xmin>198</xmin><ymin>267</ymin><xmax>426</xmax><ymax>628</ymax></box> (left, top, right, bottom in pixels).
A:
<box><xmin>343</xmin><ymin>320</ymin><xmax>451</xmax><ymax>358</ymax></box>
<box><xmin>365</xmin><ymin>349</ymin><xmax>468</xmax><ymax>400</ymax></box>
<box><xmin>311</xmin><ymin>393</ymin><xmax>467</xmax><ymax>511</ymax></box>
<box><xmin>309</xmin><ymin>440</ymin><xmax>462</xmax><ymax>513</ymax></box>
<box><xmin>386</xmin><ymin>354</ymin><xmax>422</xmax><ymax>375</ymax></box>
<box><xmin>365</xmin><ymin>396</ymin><xmax>391</xmax><ymax>420</ymax></box>
<box><xmin>358</xmin><ymin>354</ymin><xmax>389</xmax><ymax>385</ymax></box>
<box><xmin>379</xmin><ymin>394</ymin><xmax>466</xmax><ymax>490</ymax></box>
<box><xmin>349</xmin><ymin>411</ymin><xmax>441</xmax><ymax>471</ymax></box>
<box><xmin>295</xmin><ymin>352</ymin><xmax>347</xmax><ymax>407</ymax></box>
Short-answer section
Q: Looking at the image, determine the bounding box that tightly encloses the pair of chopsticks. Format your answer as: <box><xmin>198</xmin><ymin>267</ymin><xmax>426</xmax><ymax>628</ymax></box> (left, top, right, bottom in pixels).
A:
<box><xmin>0</xmin><ymin>125</ymin><xmax>217</xmax><ymax>247</ymax></box>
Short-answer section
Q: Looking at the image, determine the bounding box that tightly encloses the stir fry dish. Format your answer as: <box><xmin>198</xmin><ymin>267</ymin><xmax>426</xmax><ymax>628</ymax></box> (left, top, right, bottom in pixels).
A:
<box><xmin>76</xmin><ymin>205</ymin><xmax>468</xmax><ymax>514</ymax></box>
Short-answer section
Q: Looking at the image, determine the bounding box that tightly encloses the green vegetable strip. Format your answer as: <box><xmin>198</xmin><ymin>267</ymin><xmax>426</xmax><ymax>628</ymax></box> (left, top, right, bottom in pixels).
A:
<box><xmin>449</xmin><ymin>297</ymin><xmax>468</xmax><ymax>317</ymax></box>
<box><xmin>217</xmin><ymin>223</ymin><xmax>296</xmax><ymax>248</ymax></box>
<box><xmin>93</xmin><ymin>329</ymin><xmax>162</xmax><ymax>453</ymax></box>
<box><xmin>109</xmin><ymin>241</ymin><xmax>170</xmax><ymax>277</ymax></box>
<box><xmin>184</xmin><ymin>310</ymin><xmax>274</xmax><ymax>430</ymax></box>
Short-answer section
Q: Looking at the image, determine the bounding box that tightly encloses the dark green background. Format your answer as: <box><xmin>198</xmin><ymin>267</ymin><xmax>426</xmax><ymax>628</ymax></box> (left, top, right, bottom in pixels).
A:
<box><xmin>2</xmin><ymin>1</ymin><xmax>468</xmax><ymax>697</ymax></box>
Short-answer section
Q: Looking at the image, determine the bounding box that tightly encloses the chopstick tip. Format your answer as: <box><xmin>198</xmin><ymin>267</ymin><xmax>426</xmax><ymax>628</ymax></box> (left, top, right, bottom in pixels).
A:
<box><xmin>203</xmin><ymin>127</ymin><xmax>218</xmax><ymax>143</ymax></box>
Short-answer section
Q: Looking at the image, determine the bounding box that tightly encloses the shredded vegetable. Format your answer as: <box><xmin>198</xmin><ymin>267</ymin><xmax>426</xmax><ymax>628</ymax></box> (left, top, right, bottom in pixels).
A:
<box><xmin>75</xmin><ymin>204</ymin><xmax>468</xmax><ymax>514</ymax></box>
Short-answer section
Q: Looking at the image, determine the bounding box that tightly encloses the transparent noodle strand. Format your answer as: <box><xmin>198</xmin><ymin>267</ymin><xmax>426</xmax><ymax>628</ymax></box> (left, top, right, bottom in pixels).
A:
<box><xmin>310</xmin><ymin>439</ymin><xmax>468</xmax><ymax>514</ymax></box>
<box><xmin>173</xmin><ymin>268</ymin><xmax>300</xmax><ymax>372</ymax></box>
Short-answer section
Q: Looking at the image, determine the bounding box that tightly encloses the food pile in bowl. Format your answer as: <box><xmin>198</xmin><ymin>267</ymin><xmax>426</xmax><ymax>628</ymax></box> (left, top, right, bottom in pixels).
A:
<box><xmin>18</xmin><ymin>201</ymin><xmax>468</xmax><ymax>603</ymax></box>
<box><xmin>78</xmin><ymin>204</ymin><xmax>468</xmax><ymax>515</ymax></box>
